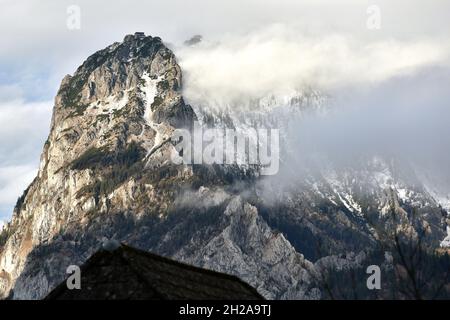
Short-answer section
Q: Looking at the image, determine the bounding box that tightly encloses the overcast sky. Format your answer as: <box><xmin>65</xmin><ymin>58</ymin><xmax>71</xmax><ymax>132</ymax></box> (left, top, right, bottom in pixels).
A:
<box><xmin>1</xmin><ymin>0</ymin><xmax>449</xmax><ymax>222</ymax></box>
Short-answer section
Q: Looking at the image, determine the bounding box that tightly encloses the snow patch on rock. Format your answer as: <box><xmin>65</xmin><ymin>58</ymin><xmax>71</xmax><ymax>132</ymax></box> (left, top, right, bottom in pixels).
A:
<box><xmin>140</xmin><ymin>72</ymin><xmax>169</xmax><ymax>156</ymax></box>
<box><xmin>441</xmin><ymin>226</ymin><xmax>450</xmax><ymax>248</ymax></box>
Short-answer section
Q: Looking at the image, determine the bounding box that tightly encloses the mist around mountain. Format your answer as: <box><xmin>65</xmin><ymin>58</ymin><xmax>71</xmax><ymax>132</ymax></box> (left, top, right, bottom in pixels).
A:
<box><xmin>0</xmin><ymin>30</ymin><xmax>449</xmax><ymax>300</ymax></box>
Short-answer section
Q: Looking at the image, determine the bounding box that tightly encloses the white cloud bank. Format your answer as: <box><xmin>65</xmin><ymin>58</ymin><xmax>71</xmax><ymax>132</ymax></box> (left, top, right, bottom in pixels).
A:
<box><xmin>177</xmin><ymin>25</ymin><xmax>450</xmax><ymax>106</ymax></box>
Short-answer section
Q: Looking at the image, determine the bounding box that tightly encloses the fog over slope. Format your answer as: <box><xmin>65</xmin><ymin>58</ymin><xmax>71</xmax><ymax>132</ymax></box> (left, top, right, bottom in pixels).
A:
<box><xmin>175</xmin><ymin>26</ymin><xmax>450</xmax><ymax>204</ymax></box>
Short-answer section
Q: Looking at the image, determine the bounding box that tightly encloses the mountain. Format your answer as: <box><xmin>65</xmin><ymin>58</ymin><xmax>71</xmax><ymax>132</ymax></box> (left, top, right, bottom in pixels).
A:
<box><xmin>0</xmin><ymin>33</ymin><xmax>449</xmax><ymax>300</ymax></box>
<box><xmin>45</xmin><ymin>244</ymin><xmax>264</xmax><ymax>300</ymax></box>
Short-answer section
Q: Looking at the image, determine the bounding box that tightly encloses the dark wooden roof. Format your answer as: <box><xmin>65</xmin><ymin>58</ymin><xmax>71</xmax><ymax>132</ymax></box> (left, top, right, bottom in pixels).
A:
<box><xmin>45</xmin><ymin>244</ymin><xmax>264</xmax><ymax>300</ymax></box>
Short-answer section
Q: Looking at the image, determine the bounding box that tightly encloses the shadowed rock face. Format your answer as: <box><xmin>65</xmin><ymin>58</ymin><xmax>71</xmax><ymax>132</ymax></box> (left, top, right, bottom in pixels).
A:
<box><xmin>0</xmin><ymin>33</ymin><xmax>449</xmax><ymax>300</ymax></box>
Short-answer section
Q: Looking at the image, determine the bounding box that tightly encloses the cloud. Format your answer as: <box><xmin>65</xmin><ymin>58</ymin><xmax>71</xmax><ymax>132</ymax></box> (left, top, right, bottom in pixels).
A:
<box><xmin>176</xmin><ymin>25</ymin><xmax>450</xmax><ymax>107</ymax></box>
<box><xmin>1</xmin><ymin>1</ymin><xmax>450</xmax><ymax>89</ymax></box>
<box><xmin>173</xmin><ymin>24</ymin><xmax>450</xmax><ymax>202</ymax></box>
<box><xmin>254</xmin><ymin>65</ymin><xmax>450</xmax><ymax>201</ymax></box>
<box><xmin>0</xmin><ymin>98</ymin><xmax>52</xmax><ymax>220</ymax></box>
<box><xmin>0</xmin><ymin>164</ymin><xmax>37</xmax><ymax>205</ymax></box>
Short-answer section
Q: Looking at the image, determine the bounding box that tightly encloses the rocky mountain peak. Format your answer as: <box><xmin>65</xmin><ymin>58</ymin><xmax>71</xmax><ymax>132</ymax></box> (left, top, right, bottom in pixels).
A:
<box><xmin>42</xmin><ymin>33</ymin><xmax>195</xmax><ymax>178</ymax></box>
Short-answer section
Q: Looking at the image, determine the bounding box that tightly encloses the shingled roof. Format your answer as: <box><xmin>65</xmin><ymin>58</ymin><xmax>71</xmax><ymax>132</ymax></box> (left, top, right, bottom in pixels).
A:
<box><xmin>45</xmin><ymin>244</ymin><xmax>264</xmax><ymax>300</ymax></box>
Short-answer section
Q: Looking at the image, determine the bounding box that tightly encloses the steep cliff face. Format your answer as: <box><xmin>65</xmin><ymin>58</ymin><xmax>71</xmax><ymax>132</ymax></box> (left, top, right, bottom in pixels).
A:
<box><xmin>0</xmin><ymin>33</ymin><xmax>196</xmax><ymax>297</ymax></box>
<box><xmin>0</xmin><ymin>34</ymin><xmax>448</xmax><ymax>300</ymax></box>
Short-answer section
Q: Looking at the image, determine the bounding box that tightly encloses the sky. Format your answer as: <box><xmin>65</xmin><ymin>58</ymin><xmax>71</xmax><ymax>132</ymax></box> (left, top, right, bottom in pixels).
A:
<box><xmin>0</xmin><ymin>0</ymin><xmax>449</xmax><ymax>222</ymax></box>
